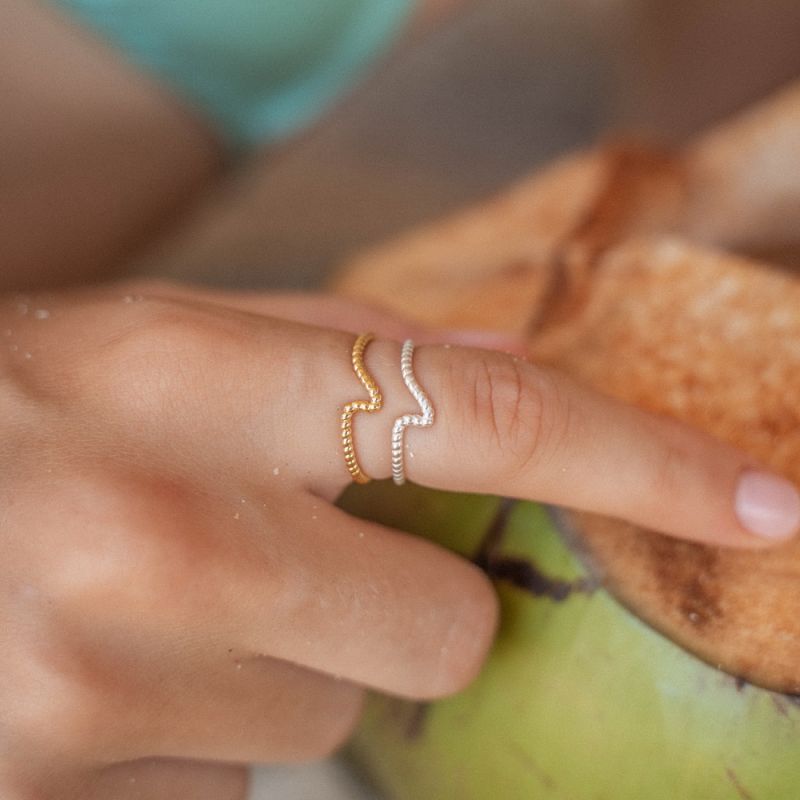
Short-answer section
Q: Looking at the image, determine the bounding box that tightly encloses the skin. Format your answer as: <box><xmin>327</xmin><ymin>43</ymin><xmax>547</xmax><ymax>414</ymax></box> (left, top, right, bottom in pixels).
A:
<box><xmin>0</xmin><ymin>2</ymin><xmax>797</xmax><ymax>799</ymax></box>
<box><xmin>0</xmin><ymin>0</ymin><xmax>465</xmax><ymax>290</ymax></box>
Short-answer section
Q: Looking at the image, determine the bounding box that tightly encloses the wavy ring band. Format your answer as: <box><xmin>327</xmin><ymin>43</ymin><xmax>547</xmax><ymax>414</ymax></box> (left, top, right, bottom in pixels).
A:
<box><xmin>391</xmin><ymin>339</ymin><xmax>435</xmax><ymax>485</ymax></box>
<box><xmin>341</xmin><ymin>333</ymin><xmax>382</xmax><ymax>484</ymax></box>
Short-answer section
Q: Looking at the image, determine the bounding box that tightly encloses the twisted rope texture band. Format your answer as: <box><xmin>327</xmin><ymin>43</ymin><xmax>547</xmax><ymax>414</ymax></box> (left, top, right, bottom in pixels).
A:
<box><xmin>392</xmin><ymin>339</ymin><xmax>435</xmax><ymax>485</ymax></box>
<box><xmin>341</xmin><ymin>333</ymin><xmax>382</xmax><ymax>484</ymax></box>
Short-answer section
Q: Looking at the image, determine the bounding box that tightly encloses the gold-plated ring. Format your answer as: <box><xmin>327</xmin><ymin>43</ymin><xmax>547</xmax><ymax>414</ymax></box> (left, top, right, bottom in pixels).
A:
<box><xmin>341</xmin><ymin>333</ymin><xmax>382</xmax><ymax>483</ymax></box>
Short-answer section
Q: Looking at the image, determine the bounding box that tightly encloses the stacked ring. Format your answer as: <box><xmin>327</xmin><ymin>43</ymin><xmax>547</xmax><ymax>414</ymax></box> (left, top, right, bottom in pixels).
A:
<box><xmin>340</xmin><ymin>333</ymin><xmax>383</xmax><ymax>484</ymax></box>
<box><xmin>391</xmin><ymin>340</ymin><xmax>435</xmax><ymax>485</ymax></box>
<box><xmin>340</xmin><ymin>334</ymin><xmax>436</xmax><ymax>486</ymax></box>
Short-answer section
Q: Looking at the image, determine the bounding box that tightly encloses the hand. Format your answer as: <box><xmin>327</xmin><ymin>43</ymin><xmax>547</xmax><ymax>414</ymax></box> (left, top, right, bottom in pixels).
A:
<box><xmin>1</xmin><ymin>282</ymin><xmax>796</xmax><ymax>799</ymax></box>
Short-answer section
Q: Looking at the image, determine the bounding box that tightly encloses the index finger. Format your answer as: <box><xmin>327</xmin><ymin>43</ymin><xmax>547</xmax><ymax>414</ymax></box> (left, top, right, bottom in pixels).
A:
<box><xmin>60</xmin><ymin>297</ymin><xmax>799</xmax><ymax>549</ymax></box>
<box><xmin>312</xmin><ymin>337</ymin><xmax>800</xmax><ymax>548</ymax></box>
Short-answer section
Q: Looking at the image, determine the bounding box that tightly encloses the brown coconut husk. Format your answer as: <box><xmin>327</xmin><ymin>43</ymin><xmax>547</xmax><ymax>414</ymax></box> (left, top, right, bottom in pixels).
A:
<box><xmin>334</xmin><ymin>82</ymin><xmax>800</xmax><ymax>693</ymax></box>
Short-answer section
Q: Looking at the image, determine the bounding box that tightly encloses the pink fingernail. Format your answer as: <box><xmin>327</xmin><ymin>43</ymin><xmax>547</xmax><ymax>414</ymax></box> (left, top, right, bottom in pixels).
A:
<box><xmin>735</xmin><ymin>470</ymin><xmax>800</xmax><ymax>540</ymax></box>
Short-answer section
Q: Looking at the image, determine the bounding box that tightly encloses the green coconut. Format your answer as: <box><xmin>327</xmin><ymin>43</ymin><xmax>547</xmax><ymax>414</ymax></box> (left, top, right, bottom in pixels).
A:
<box><xmin>333</xmin><ymin>91</ymin><xmax>800</xmax><ymax>797</ymax></box>
<box><xmin>340</xmin><ymin>482</ymin><xmax>800</xmax><ymax>799</ymax></box>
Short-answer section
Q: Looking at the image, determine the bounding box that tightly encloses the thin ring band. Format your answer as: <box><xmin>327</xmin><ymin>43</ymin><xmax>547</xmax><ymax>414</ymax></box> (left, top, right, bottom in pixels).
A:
<box><xmin>341</xmin><ymin>333</ymin><xmax>382</xmax><ymax>484</ymax></box>
<box><xmin>392</xmin><ymin>340</ymin><xmax>435</xmax><ymax>485</ymax></box>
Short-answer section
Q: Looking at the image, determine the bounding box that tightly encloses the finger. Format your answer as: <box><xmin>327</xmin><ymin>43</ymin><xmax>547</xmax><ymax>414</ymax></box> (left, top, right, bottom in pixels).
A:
<box><xmin>165</xmin><ymin>317</ymin><xmax>793</xmax><ymax>548</ymax></box>
<box><xmin>41</xmin><ymin>474</ymin><xmax>493</xmax><ymax>730</ymax></box>
<box><xmin>214</xmin><ymin>497</ymin><xmax>499</xmax><ymax>700</ymax></box>
<box><xmin>83</xmin><ymin>759</ymin><xmax>248</xmax><ymax>800</ymax></box>
<box><xmin>134</xmin><ymin>653</ymin><xmax>364</xmax><ymax>764</ymax></box>
<box><xmin>149</xmin><ymin>491</ymin><xmax>499</xmax><ymax>700</ymax></box>
<box><xmin>16</xmin><ymin>472</ymin><xmax>363</xmax><ymax>767</ymax></box>
<box><xmin>37</xmin><ymin>293</ymin><xmax>794</xmax><ymax>548</ymax></box>
<box><xmin>333</xmin><ymin>340</ymin><xmax>800</xmax><ymax>548</ymax></box>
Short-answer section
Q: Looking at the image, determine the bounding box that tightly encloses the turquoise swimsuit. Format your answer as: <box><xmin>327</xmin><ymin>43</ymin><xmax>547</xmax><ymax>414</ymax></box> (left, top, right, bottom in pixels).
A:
<box><xmin>54</xmin><ymin>0</ymin><xmax>414</xmax><ymax>151</ymax></box>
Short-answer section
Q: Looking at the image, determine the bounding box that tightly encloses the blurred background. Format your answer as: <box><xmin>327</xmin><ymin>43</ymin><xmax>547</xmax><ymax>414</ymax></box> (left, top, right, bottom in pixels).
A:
<box><xmin>123</xmin><ymin>1</ymin><xmax>800</xmax><ymax>796</ymax></box>
<box><xmin>132</xmin><ymin>0</ymin><xmax>800</xmax><ymax>293</ymax></box>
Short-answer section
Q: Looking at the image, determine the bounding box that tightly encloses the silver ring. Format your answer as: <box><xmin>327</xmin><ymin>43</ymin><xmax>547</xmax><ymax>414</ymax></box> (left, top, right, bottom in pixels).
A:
<box><xmin>391</xmin><ymin>340</ymin><xmax>435</xmax><ymax>485</ymax></box>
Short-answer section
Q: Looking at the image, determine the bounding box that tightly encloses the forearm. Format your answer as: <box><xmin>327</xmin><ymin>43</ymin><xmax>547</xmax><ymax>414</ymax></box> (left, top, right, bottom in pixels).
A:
<box><xmin>0</xmin><ymin>0</ymin><xmax>464</xmax><ymax>294</ymax></box>
<box><xmin>0</xmin><ymin>0</ymin><xmax>221</xmax><ymax>292</ymax></box>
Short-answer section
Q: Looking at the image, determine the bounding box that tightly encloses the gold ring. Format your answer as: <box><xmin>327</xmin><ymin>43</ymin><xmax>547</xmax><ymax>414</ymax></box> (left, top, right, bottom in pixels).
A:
<box><xmin>341</xmin><ymin>333</ymin><xmax>382</xmax><ymax>484</ymax></box>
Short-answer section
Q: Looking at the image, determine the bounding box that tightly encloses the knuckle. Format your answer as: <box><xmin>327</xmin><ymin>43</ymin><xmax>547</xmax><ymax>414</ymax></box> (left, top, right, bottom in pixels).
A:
<box><xmin>461</xmin><ymin>354</ymin><xmax>566</xmax><ymax>477</ymax></box>
<box><xmin>105</xmin><ymin>299</ymin><xmax>223</xmax><ymax>372</ymax></box>
<box><xmin>36</xmin><ymin>474</ymin><xmax>157</xmax><ymax>608</ymax></box>
<box><xmin>34</xmin><ymin>470</ymin><xmax>214</xmax><ymax>626</ymax></box>
<box><xmin>650</xmin><ymin>426</ymin><xmax>690</xmax><ymax>506</ymax></box>
<box><xmin>15</xmin><ymin>466</ymin><xmax>231</xmax><ymax>638</ymax></box>
<box><xmin>72</xmin><ymin>297</ymin><xmax>252</xmax><ymax>423</ymax></box>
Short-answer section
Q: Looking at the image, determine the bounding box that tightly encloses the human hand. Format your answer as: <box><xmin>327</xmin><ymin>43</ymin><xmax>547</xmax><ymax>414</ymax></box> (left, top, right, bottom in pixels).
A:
<box><xmin>1</xmin><ymin>282</ymin><xmax>797</xmax><ymax>799</ymax></box>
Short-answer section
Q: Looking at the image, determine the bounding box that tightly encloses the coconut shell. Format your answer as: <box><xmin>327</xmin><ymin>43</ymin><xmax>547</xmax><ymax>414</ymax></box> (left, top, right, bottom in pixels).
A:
<box><xmin>334</xmin><ymin>81</ymin><xmax>800</xmax><ymax>693</ymax></box>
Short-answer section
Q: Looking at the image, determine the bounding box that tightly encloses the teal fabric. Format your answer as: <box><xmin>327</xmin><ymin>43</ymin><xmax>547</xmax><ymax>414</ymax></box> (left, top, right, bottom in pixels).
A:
<box><xmin>54</xmin><ymin>0</ymin><xmax>414</xmax><ymax>150</ymax></box>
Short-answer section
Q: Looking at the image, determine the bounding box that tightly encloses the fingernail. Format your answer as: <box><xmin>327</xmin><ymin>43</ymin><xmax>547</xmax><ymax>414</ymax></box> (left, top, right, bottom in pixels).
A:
<box><xmin>735</xmin><ymin>469</ymin><xmax>800</xmax><ymax>540</ymax></box>
<box><xmin>443</xmin><ymin>329</ymin><xmax>527</xmax><ymax>354</ymax></box>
